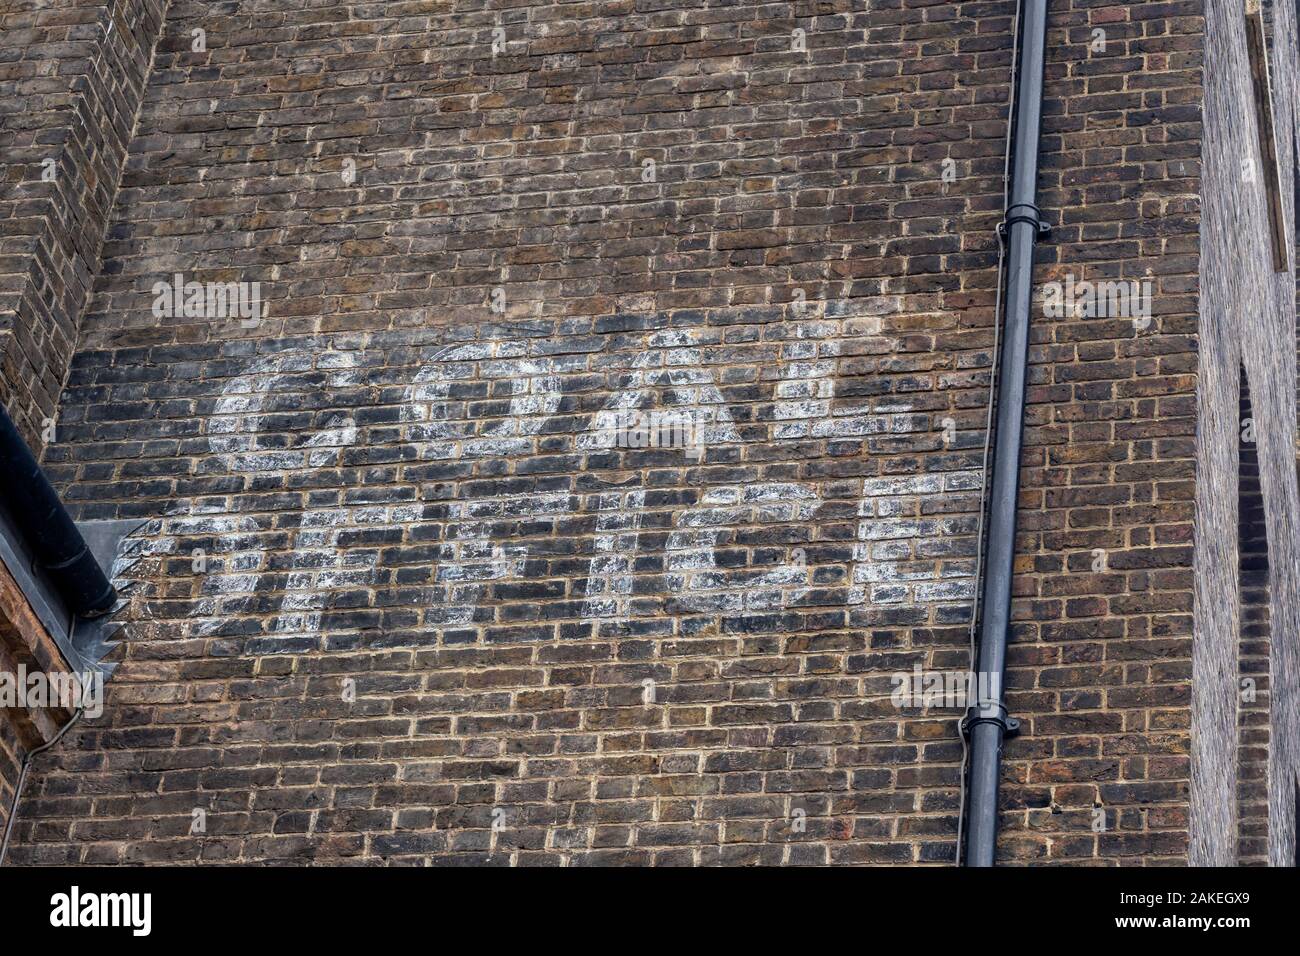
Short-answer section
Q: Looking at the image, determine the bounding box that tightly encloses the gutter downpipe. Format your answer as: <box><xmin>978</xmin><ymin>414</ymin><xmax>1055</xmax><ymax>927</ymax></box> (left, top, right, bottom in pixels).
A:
<box><xmin>0</xmin><ymin>404</ymin><xmax>116</xmax><ymax>618</ymax></box>
<box><xmin>962</xmin><ymin>0</ymin><xmax>1051</xmax><ymax>868</ymax></box>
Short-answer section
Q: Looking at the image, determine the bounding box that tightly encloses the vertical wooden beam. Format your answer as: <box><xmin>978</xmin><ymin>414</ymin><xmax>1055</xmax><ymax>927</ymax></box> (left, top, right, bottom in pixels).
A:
<box><xmin>1245</xmin><ymin>0</ymin><xmax>1291</xmax><ymax>271</ymax></box>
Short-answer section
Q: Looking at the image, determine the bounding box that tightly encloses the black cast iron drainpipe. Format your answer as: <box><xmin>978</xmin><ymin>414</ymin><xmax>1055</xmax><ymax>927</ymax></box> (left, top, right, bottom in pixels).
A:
<box><xmin>0</xmin><ymin>403</ymin><xmax>116</xmax><ymax>618</ymax></box>
<box><xmin>961</xmin><ymin>0</ymin><xmax>1052</xmax><ymax>867</ymax></box>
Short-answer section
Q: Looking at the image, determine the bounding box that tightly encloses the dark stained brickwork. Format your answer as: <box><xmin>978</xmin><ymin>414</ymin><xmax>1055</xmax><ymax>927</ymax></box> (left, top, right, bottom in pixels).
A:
<box><xmin>2</xmin><ymin>0</ymin><xmax>1214</xmax><ymax>865</ymax></box>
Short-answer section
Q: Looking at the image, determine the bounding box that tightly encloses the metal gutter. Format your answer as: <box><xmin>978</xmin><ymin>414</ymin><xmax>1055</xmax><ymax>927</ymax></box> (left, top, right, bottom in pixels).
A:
<box><xmin>962</xmin><ymin>0</ymin><xmax>1052</xmax><ymax>868</ymax></box>
<box><xmin>0</xmin><ymin>404</ymin><xmax>115</xmax><ymax>615</ymax></box>
<box><xmin>0</xmin><ymin>403</ymin><xmax>139</xmax><ymax>675</ymax></box>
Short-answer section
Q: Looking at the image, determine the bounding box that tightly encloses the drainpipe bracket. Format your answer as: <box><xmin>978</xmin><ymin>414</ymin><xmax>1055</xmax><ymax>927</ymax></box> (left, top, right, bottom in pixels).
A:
<box><xmin>997</xmin><ymin>203</ymin><xmax>1051</xmax><ymax>244</ymax></box>
<box><xmin>960</xmin><ymin>703</ymin><xmax>1021</xmax><ymax>740</ymax></box>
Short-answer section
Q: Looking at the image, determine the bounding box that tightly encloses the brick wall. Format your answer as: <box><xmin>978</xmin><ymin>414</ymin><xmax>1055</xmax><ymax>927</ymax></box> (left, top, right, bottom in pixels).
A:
<box><xmin>4</xmin><ymin>0</ymin><xmax>1210</xmax><ymax>864</ymax></box>
<box><xmin>0</xmin><ymin>562</ymin><xmax>85</xmax><ymax>847</ymax></box>
<box><xmin>0</xmin><ymin>680</ymin><xmax>21</xmax><ymax>841</ymax></box>
<box><xmin>1192</xmin><ymin>0</ymin><xmax>1300</xmax><ymax>867</ymax></box>
<box><xmin>0</xmin><ymin>0</ymin><xmax>165</xmax><ymax>852</ymax></box>
<box><xmin>1003</xmin><ymin>1</ymin><xmax>1203</xmax><ymax>862</ymax></box>
<box><xmin>0</xmin><ymin>0</ymin><xmax>166</xmax><ymax>450</ymax></box>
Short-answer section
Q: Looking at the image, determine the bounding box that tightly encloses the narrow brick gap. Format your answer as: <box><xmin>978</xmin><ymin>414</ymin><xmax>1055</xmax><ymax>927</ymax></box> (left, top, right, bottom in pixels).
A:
<box><xmin>1237</xmin><ymin>365</ymin><xmax>1272</xmax><ymax>865</ymax></box>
